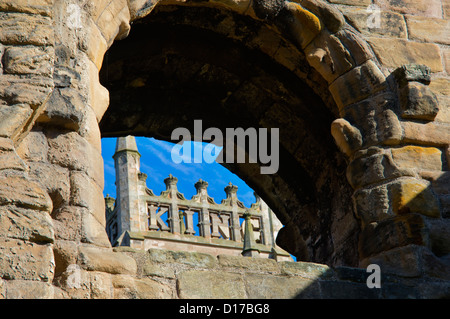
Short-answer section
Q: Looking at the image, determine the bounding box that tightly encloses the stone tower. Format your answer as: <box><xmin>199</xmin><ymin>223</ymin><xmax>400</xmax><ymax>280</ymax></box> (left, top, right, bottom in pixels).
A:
<box><xmin>112</xmin><ymin>136</ymin><xmax>145</xmax><ymax>238</ymax></box>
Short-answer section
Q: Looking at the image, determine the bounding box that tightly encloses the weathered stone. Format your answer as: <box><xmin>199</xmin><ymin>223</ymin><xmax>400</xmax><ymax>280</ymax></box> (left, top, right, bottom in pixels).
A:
<box><xmin>318</xmin><ymin>280</ymin><xmax>380</xmax><ymax>299</ymax></box>
<box><xmin>0</xmin><ymin>12</ymin><xmax>53</xmax><ymax>46</ymax></box>
<box><xmin>0</xmin><ymin>175</ymin><xmax>52</xmax><ymax>212</ymax></box>
<box><xmin>0</xmin><ymin>75</ymin><xmax>53</xmax><ymax>108</ymax></box>
<box><xmin>342</xmin><ymin>93</ymin><xmax>403</xmax><ymax>146</ymax></box>
<box><xmin>374</xmin><ymin>0</ymin><xmax>443</xmax><ymax>18</ymax></box>
<box><xmin>79</xmin><ymin>246</ymin><xmax>137</xmax><ymax>275</ymax></box>
<box><xmin>148</xmin><ymin>248</ymin><xmax>217</xmax><ymax>268</ymax></box>
<box><xmin>393</xmin><ymin>64</ymin><xmax>432</xmax><ymax>87</ymax></box>
<box><xmin>425</xmin><ymin>218</ymin><xmax>450</xmax><ymax>257</ymax></box>
<box><xmin>390</xmin><ymin>178</ymin><xmax>441</xmax><ymax>217</ymax></box>
<box><xmin>280</xmin><ymin>261</ymin><xmax>333</xmax><ymax>279</ymax></box>
<box><xmin>335</xmin><ymin>27</ymin><xmax>374</xmax><ymax>66</ymax></box>
<box><xmin>341</xmin><ymin>7</ymin><xmax>407</xmax><ymax>38</ymax></box>
<box><xmin>16</xmin><ymin>129</ymin><xmax>48</xmax><ymax>162</ymax></box>
<box><xmin>218</xmin><ymin>254</ymin><xmax>279</xmax><ymax>273</ymax></box>
<box><xmin>0</xmin><ymin>206</ymin><xmax>54</xmax><ymax>243</ymax></box>
<box><xmin>90</xmin><ymin>271</ymin><xmax>112</xmax><ymax>299</ymax></box>
<box><xmin>330</xmin><ymin>118</ymin><xmax>363</xmax><ymax>157</ymax></box>
<box><xmin>299</xmin><ymin>0</ymin><xmax>345</xmax><ymax>33</ymax></box>
<box><xmin>143</xmin><ymin>262</ymin><xmax>176</xmax><ymax>279</ymax></box>
<box><xmin>405</xmin><ymin>15</ymin><xmax>450</xmax><ymax>45</ymax></box>
<box><xmin>346</xmin><ymin>147</ymin><xmax>410</xmax><ymax>189</ymax></box>
<box><xmin>70</xmin><ymin>171</ymin><xmax>105</xmax><ymax>223</ymax></box>
<box><xmin>81</xmin><ymin>209</ymin><xmax>111</xmax><ymax>248</ymax></box>
<box><xmin>51</xmin><ymin>206</ymin><xmax>82</xmax><ymax>241</ymax></box>
<box><xmin>0</xmin><ymin>239</ymin><xmax>54</xmax><ymax>281</ymax></box>
<box><xmin>0</xmin><ymin>103</ymin><xmax>32</xmax><ymax>139</ymax></box>
<box><xmin>48</xmin><ymin>131</ymin><xmax>104</xmax><ymax>188</ymax></box>
<box><xmin>399</xmin><ymin>82</ymin><xmax>439</xmax><ymax>121</ymax></box>
<box><xmin>368</xmin><ymin>38</ymin><xmax>443</xmax><ymax>72</ymax></box>
<box><xmin>27</xmin><ymin>162</ymin><xmax>70</xmax><ymax>211</ymax></box>
<box><xmin>0</xmin><ymin>0</ymin><xmax>53</xmax><ymax>17</ymax></box>
<box><xmin>112</xmin><ymin>275</ymin><xmax>174</xmax><ymax>298</ymax></box>
<box><xmin>391</xmin><ymin>146</ymin><xmax>442</xmax><ymax>171</ymax></box>
<box><xmin>0</xmin><ymin>139</ymin><xmax>27</xmax><ymax>171</ymax></box>
<box><xmin>328</xmin><ymin>60</ymin><xmax>386</xmax><ymax>109</ymax></box>
<box><xmin>402</xmin><ymin>121</ymin><xmax>450</xmax><ymax>147</ymax></box>
<box><xmin>359</xmin><ymin>214</ymin><xmax>429</xmax><ymax>259</ymax></box>
<box><xmin>245</xmin><ymin>273</ymin><xmax>319</xmax><ymax>298</ymax></box>
<box><xmin>328</xmin><ymin>0</ymin><xmax>371</xmax><ymax>6</ymax></box>
<box><xmin>95</xmin><ymin>0</ymin><xmax>131</xmax><ymax>45</ymax></box>
<box><xmin>38</xmin><ymin>88</ymin><xmax>86</xmax><ymax>131</ymax></box>
<box><xmin>178</xmin><ymin>270</ymin><xmax>246</xmax><ymax>298</ymax></box>
<box><xmin>3</xmin><ymin>46</ymin><xmax>54</xmax><ymax>76</ymax></box>
<box><xmin>305</xmin><ymin>29</ymin><xmax>354</xmax><ymax>83</ymax></box>
<box><xmin>4</xmin><ymin>280</ymin><xmax>54</xmax><ymax>299</ymax></box>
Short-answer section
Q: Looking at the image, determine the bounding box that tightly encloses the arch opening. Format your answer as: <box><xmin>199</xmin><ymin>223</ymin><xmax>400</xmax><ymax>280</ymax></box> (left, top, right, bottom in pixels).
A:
<box><xmin>99</xmin><ymin>4</ymin><xmax>358</xmax><ymax>266</ymax></box>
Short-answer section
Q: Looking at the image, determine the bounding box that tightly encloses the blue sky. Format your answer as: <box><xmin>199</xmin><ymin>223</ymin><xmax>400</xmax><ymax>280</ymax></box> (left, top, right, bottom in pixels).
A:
<box><xmin>101</xmin><ymin>137</ymin><xmax>258</xmax><ymax>207</ymax></box>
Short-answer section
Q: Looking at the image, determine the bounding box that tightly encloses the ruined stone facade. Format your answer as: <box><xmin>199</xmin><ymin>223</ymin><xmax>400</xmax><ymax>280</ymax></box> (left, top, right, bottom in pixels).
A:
<box><xmin>0</xmin><ymin>0</ymin><xmax>449</xmax><ymax>298</ymax></box>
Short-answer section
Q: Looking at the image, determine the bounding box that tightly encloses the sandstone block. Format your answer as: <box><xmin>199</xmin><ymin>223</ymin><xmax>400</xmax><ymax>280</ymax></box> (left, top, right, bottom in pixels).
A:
<box><xmin>0</xmin><ymin>103</ymin><xmax>32</xmax><ymax>139</ymax></box>
<box><xmin>0</xmin><ymin>12</ymin><xmax>53</xmax><ymax>46</ymax></box>
<box><xmin>245</xmin><ymin>273</ymin><xmax>318</xmax><ymax>298</ymax></box>
<box><xmin>391</xmin><ymin>145</ymin><xmax>442</xmax><ymax>171</ymax></box>
<box><xmin>51</xmin><ymin>205</ymin><xmax>82</xmax><ymax>241</ymax></box>
<box><xmin>346</xmin><ymin>147</ymin><xmax>410</xmax><ymax>189</ymax></box>
<box><xmin>328</xmin><ymin>60</ymin><xmax>386</xmax><ymax>109</ymax></box>
<box><xmin>405</xmin><ymin>15</ymin><xmax>450</xmax><ymax>45</ymax></box>
<box><xmin>335</xmin><ymin>27</ymin><xmax>374</xmax><ymax>66</ymax></box>
<box><xmin>299</xmin><ymin>0</ymin><xmax>345</xmax><ymax>33</ymax></box>
<box><xmin>0</xmin><ymin>141</ymin><xmax>27</xmax><ymax>171</ymax></box>
<box><xmin>390</xmin><ymin>178</ymin><xmax>441</xmax><ymax>217</ymax></box>
<box><xmin>0</xmin><ymin>175</ymin><xmax>52</xmax><ymax>212</ymax></box>
<box><xmin>342</xmin><ymin>7</ymin><xmax>407</xmax><ymax>38</ymax></box>
<box><xmin>331</xmin><ymin>118</ymin><xmax>362</xmax><ymax>156</ymax></box>
<box><xmin>90</xmin><ymin>271</ymin><xmax>112</xmax><ymax>299</ymax></box>
<box><xmin>69</xmin><ymin>171</ymin><xmax>105</xmax><ymax>224</ymax></box>
<box><xmin>367</xmin><ymin>38</ymin><xmax>443</xmax><ymax>72</ymax></box>
<box><xmin>3</xmin><ymin>46</ymin><xmax>54</xmax><ymax>76</ymax></box>
<box><xmin>79</xmin><ymin>246</ymin><xmax>137</xmax><ymax>275</ymax></box>
<box><xmin>399</xmin><ymin>82</ymin><xmax>439</xmax><ymax>121</ymax></box>
<box><xmin>342</xmin><ymin>93</ymin><xmax>402</xmax><ymax>146</ymax></box>
<box><xmin>4</xmin><ymin>280</ymin><xmax>54</xmax><ymax>299</ymax></box>
<box><xmin>0</xmin><ymin>0</ymin><xmax>53</xmax><ymax>17</ymax></box>
<box><xmin>81</xmin><ymin>210</ymin><xmax>111</xmax><ymax>248</ymax></box>
<box><xmin>328</xmin><ymin>0</ymin><xmax>371</xmax><ymax>6</ymax></box>
<box><xmin>16</xmin><ymin>130</ymin><xmax>48</xmax><ymax>162</ymax></box>
<box><xmin>27</xmin><ymin>162</ymin><xmax>70</xmax><ymax>211</ymax></box>
<box><xmin>425</xmin><ymin>218</ymin><xmax>450</xmax><ymax>257</ymax></box>
<box><xmin>374</xmin><ymin>0</ymin><xmax>443</xmax><ymax>18</ymax></box>
<box><xmin>95</xmin><ymin>0</ymin><xmax>131</xmax><ymax>45</ymax></box>
<box><xmin>402</xmin><ymin>121</ymin><xmax>450</xmax><ymax>147</ymax></box>
<box><xmin>133</xmin><ymin>277</ymin><xmax>174</xmax><ymax>299</ymax></box>
<box><xmin>38</xmin><ymin>88</ymin><xmax>86</xmax><ymax>132</ymax></box>
<box><xmin>0</xmin><ymin>239</ymin><xmax>54</xmax><ymax>281</ymax></box>
<box><xmin>148</xmin><ymin>248</ymin><xmax>217</xmax><ymax>268</ymax></box>
<box><xmin>393</xmin><ymin>64</ymin><xmax>431</xmax><ymax>87</ymax></box>
<box><xmin>0</xmin><ymin>206</ymin><xmax>54</xmax><ymax>243</ymax></box>
<box><xmin>305</xmin><ymin>30</ymin><xmax>354</xmax><ymax>83</ymax></box>
<box><xmin>358</xmin><ymin>214</ymin><xmax>429</xmax><ymax>259</ymax></box>
<box><xmin>280</xmin><ymin>260</ymin><xmax>333</xmax><ymax>279</ymax></box>
<box><xmin>48</xmin><ymin>131</ymin><xmax>103</xmax><ymax>189</ymax></box>
<box><xmin>0</xmin><ymin>75</ymin><xmax>53</xmax><ymax>108</ymax></box>
<box><xmin>285</xmin><ymin>2</ymin><xmax>323</xmax><ymax>49</ymax></box>
<box><xmin>218</xmin><ymin>254</ymin><xmax>279</xmax><ymax>273</ymax></box>
<box><xmin>178</xmin><ymin>270</ymin><xmax>246</xmax><ymax>299</ymax></box>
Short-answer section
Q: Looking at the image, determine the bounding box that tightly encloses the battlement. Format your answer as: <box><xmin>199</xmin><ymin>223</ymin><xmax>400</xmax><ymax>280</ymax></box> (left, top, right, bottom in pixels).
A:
<box><xmin>105</xmin><ymin>136</ymin><xmax>291</xmax><ymax>261</ymax></box>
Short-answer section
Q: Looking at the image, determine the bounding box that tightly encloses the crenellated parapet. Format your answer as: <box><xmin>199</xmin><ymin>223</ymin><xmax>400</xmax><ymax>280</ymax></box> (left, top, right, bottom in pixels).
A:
<box><xmin>106</xmin><ymin>136</ymin><xmax>291</xmax><ymax>261</ymax></box>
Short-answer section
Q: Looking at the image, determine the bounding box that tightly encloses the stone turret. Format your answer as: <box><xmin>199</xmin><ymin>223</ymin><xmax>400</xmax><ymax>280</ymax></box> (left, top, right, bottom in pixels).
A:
<box><xmin>112</xmin><ymin>136</ymin><xmax>146</xmax><ymax>241</ymax></box>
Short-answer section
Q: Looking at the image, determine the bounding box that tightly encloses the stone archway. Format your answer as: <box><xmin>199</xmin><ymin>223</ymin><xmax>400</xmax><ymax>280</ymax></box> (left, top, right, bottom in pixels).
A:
<box><xmin>0</xmin><ymin>0</ymin><xmax>448</xmax><ymax>298</ymax></box>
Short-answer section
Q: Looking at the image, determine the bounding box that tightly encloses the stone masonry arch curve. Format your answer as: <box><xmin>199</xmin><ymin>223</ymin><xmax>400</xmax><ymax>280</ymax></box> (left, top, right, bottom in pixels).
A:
<box><xmin>0</xmin><ymin>0</ymin><xmax>448</xmax><ymax>298</ymax></box>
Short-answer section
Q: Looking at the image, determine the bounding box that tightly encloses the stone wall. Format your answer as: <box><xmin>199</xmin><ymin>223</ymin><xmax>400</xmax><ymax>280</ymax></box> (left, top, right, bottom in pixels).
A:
<box><xmin>0</xmin><ymin>0</ymin><xmax>448</xmax><ymax>298</ymax></box>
